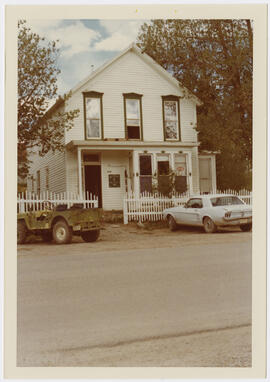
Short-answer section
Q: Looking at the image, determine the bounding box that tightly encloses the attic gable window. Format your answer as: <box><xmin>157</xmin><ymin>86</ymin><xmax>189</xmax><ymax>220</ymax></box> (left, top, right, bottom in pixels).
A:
<box><xmin>123</xmin><ymin>93</ymin><xmax>143</xmax><ymax>140</ymax></box>
<box><xmin>83</xmin><ymin>91</ymin><xmax>104</xmax><ymax>139</ymax></box>
<box><xmin>162</xmin><ymin>95</ymin><xmax>181</xmax><ymax>141</ymax></box>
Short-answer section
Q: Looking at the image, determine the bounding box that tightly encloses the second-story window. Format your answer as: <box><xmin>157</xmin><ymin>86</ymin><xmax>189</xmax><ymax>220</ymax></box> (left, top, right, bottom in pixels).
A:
<box><xmin>162</xmin><ymin>95</ymin><xmax>180</xmax><ymax>141</ymax></box>
<box><xmin>123</xmin><ymin>93</ymin><xmax>143</xmax><ymax>140</ymax></box>
<box><xmin>83</xmin><ymin>91</ymin><xmax>103</xmax><ymax>139</ymax></box>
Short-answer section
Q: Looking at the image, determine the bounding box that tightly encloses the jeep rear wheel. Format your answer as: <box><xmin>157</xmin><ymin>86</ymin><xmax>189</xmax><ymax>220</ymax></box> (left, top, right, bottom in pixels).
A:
<box><xmin>17</xmin><ymin>220</ymin><xmax>27</xmax><ymax>244</ymax></box>
<box><xmin>81</xmin><ymin>230</ymin><xmax>100</xmax><ymax>242</ymax></box>
<box><xmin>52</xmin><ymin>220</ymin><xmax>72</xmax><ymax>244</ymax></box>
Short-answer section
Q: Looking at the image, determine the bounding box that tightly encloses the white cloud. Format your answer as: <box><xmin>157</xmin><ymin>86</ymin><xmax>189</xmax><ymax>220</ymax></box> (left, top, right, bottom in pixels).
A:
<box><xmin>26</xmin><ymin>20</ymin><xmax>100</xmax><ymax>57</ymax></box>
<box><xmin>27</xmin><ymin>19</ymin><xmax>62</xmax><ymax>33</ymax></box>
<box><xmin>94</xmin><ymin>20</ymin><xmax>146</xmax><ymax>51</ymax></box>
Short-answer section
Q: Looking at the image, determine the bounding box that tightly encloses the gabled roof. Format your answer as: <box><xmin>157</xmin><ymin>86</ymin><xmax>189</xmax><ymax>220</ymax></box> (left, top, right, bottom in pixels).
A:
<box><xmin>46</xmin><ymin>43</ymin><xmax>202</xmax><ymax>115</ymax></box>
<box><xmin>71</xmin><ymin>43</ymin><xmax>202</xmax><ymax>106</ymax></box>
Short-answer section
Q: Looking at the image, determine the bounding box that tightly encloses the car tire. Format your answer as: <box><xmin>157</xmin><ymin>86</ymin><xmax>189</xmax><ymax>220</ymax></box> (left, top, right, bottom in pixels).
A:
<box><xmin>52</xmin><ymin>220</ymin><xmax>72</xmax><ymax>244</ymax></box>
<box><xmin>81</xmin><ymin>230</ymin><xmax>100</xmax><ymax>242</ymax></box>
<box><xmin>240</xmin><ymin>223</ymin><xmax>252</xmax><ymax>232</ymax></box>
<box><xmin>41</xmin><ymin>231</ymin><xmax>53</xmax><ymax>242</ymax></box>
<box><xmin>17</xmin><ymin>220</ymin><xmax>27</xmax><ymax>244</ymax></box>
<box><xmin>203</xmin><ymin>217</ymin><xmax>217</xmax><ymax>233</ymax></box>
<box><xmin>168</xmin><ymin>215</ymin><xmax>177</xmax><ymax>231</ymax></box>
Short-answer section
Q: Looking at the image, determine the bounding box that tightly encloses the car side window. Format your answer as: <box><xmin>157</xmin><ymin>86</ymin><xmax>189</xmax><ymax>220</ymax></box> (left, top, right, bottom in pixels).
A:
<box><xmin>186</xmin><ymin>198</ymin><xmax>203</xmax><ymax>208</ymax></box>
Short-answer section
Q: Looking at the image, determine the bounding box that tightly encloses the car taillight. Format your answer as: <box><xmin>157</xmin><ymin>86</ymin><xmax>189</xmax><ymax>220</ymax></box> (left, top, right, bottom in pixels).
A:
<box><xmin>225</xmin><ymin>212</ymin><xmax>231</xmax><ymax>218</ymax></box>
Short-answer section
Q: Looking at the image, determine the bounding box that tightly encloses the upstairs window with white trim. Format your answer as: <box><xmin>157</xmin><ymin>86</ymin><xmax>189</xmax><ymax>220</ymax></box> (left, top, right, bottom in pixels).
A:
<box><xmin>162</xmin><ymin>95</ymin><xmax>180</xmax><ymax>141</ymax></box>
<box><xmin>84</xmin><ymin>91</ymin><xmax>103</xmax><ymax>139</ymax></box>
<box><xmin>123</xmin><ymin>93</ymin><xmax>143</xmax><ymax>140</ymax></box>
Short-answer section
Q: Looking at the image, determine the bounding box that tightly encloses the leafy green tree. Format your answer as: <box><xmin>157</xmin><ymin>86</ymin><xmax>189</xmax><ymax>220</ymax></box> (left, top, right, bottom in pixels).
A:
<box><xmin>18</xmin><ymin>20</ymin><xmax>79</xmax><ymax>179</ymax></box>
<box><xmin>137</xmin><ymin>19</ymin><xmax>252</xmax><ymax>189</ymax></box>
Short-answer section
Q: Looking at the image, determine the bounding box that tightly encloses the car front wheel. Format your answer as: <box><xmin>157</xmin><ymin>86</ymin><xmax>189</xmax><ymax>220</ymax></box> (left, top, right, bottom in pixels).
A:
<box><xmin>81</xmin><ymin>230</ymin><xmax>100</xmax><ymax>242</ymax></box>
<box><xmin>203</xmin><ymin>217</ymin><xmax>217</xmax><ymax>233</ymax></box>
<box><xmin>240</xmin><ymin>223</ymin><xmax>252</xmax><ymax>232</ymax></box>
<box><xmin>168</xmin><ymin>215</ymin><xmax>177</xmax><ymax>231</ymax></box>
<box><xmin>52</xmin><ymin>220</ymin><xmax>72</xmax><ymax>244</ymax></box>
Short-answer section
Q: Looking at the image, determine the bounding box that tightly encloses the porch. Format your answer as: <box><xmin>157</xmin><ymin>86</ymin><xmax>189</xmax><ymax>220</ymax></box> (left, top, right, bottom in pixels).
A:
<box><xmin>68</xmin><ymin>140</ymin><xmax>199</xmax><ymax>211</ymax></box>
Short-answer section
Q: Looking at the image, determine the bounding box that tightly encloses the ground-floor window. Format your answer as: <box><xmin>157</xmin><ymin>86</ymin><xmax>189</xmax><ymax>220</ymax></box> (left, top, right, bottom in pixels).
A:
<box><xmin>139</xmin><ymin>155</ymin><xmax>152</xmax><ymax>193</ymax></box>
<box><xmin>157</xmin><ymin>154</ymin><xmax>170</xmax><ymax>195</ymax></box>
<box><xmin>174</xmin><ymin>154</ymin><xmax>187</xmax><ymax>193</ymax></box>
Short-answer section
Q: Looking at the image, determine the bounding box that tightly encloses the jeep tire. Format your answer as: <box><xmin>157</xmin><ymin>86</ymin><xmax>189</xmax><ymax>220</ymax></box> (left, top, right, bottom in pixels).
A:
<box><xmin>52</xmin><ymin>220</ymin><xmax>72</xmax><ymax>244</ymax></box>
<box><xmin>17</xmin><ymin>220</ymin><xmax>27</xmax><ymax>244</ymax></box>
<box><xmin>81</xmin><ymin>230</ymin><xmax>100</xmax><ymax>242</ymax></box>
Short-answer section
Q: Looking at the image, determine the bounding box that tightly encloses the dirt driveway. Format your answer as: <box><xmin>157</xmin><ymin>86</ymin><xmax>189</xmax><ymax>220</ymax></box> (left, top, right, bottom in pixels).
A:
<box><xmin>18</xmin><ymin>222</ymin><xmax>251</xmax><ymax>256</ymax></box>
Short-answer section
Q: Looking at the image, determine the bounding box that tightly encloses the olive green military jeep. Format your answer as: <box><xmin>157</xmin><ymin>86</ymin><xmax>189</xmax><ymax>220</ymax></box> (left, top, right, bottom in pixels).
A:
<box><xmin>17</xmin><ymin>204</ymin><xmax>102</xmax><ymax>245</ymax></box>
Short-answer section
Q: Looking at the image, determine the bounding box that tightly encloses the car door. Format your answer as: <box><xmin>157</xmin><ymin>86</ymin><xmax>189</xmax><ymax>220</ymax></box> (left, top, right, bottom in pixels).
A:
<box><xmin>175</xmin><ymin>198</ymin><xmax>203</xmax><ymax>225</ymax></box>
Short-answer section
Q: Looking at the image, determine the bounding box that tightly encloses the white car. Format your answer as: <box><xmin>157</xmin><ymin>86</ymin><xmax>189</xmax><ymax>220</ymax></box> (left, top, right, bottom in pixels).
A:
<box><xmin>163</xmin><ymin>194</ymin><xmax>252</xmax><ymax>233</ymax></box>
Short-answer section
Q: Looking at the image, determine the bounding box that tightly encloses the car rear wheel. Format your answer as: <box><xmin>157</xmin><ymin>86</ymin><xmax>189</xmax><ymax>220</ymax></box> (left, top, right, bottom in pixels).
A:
<box><xmin>168</xmin><ymin>215</ymin><xmax>177</xmax><ymax>231</ymax></box>
<box><xmin>81</xmin><ymin>230</ymin><xmax>100</xmax><ymax>242</ymax></box>
<box><xmin>203</xmin><ymin>217</ymin><xmax>217</xmax><ymax>233</ymax></box>
<box><xmin>240</xmin><ymin>223</ymin><xmax>252</xmax><ymax>232</ymax></box>
<box><xmin>52</xmin><ymin>220</ymin><xmax>72</xmax><ymax>244</ymax></box>
<box><xmin>17</xmin><ymin>220</ymin><xmax>27</xmax><ymax>244</ymax></box>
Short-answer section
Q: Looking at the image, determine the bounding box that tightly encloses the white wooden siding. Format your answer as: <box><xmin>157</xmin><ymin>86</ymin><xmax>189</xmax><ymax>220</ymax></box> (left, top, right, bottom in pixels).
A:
<box><xmin>65</xmin><ymin>149</ymin><xmax>79</xmax><ymax>194</ymax></box>
<box><xmin>101</xmin><ymin>151</ymin><xmax>129</xmax><ymax>210</ymax></box>
<box><xmin>27</xmin><ymin>146</ymin><xmax>66</xmax><ymax>194</ymax></box>
<box><xmin>65</xmin><ymin>51</ymin><xmax>197</xmax><ymax>144</ymax></box>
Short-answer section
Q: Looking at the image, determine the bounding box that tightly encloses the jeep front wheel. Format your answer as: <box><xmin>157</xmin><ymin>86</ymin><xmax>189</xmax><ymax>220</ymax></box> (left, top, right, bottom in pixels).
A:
<box><xmin>81</xmin><ymin>230</ymin><xmax>100</xmax><ymax>242</ymax></box>
<box><xmin>17</xmin><ymin>221</ymin><xmax>27</xmax><ymax>244</ymax></box>
<box><xmin>53</xmin><ymin>220</ymin><xmax>72</xmax><ymax>244</ymax></box>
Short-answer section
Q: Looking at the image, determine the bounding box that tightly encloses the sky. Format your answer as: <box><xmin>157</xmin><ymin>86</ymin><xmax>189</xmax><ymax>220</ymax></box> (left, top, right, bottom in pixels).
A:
<box><xmin>26</xmin><ymin>19</ymin><xmax>148</xmax><ymax>97</ymax></box>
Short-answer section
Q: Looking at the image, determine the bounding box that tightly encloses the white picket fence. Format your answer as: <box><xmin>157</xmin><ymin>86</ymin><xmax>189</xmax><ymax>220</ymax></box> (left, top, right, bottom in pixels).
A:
<box><xmin>123</xmin><ymin>189</ymin><xmax>252</xmax><ymax>224</ymax></box>
<box><xmin>17</xmin><ymin>191</ymin><xmax>98</xmax><ymax>213</ymax></box>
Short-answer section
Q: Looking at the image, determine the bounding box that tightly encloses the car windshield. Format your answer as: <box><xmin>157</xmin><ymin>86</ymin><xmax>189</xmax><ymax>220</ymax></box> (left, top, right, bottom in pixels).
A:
<box><xmin>210</xmin><ymin>196</ymin><xmax>244</xmax><ymax>207</ymax></box>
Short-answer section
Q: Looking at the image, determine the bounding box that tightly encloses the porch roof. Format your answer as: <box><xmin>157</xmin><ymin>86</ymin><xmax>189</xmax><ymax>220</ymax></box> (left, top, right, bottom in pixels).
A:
<box><xmin>66</xmin><ymin>140</ymin><xmax>200</xmax><ymax>151</ymax></box>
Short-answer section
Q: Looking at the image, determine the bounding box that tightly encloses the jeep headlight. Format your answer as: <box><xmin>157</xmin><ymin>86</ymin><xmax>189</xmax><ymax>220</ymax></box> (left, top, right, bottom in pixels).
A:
<box><xmin>224</xmin><ymin>212</ymin><xmax>231</xmax><ymax>218</ymax></box>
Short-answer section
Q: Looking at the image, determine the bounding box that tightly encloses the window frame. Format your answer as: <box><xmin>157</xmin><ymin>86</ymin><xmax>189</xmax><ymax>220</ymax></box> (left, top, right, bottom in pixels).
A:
<box><xmin>36</xmin><ymin>170</ymin><xmax>40</xmax><ymax>194</ymax></box>
<box><xmin>162</xmin><ymin>95</ymin><xmax>181</xmax><ymax>141</ymax></box>
<box><xmin>45</xmin><ymin>166</ymin><xmax>49</xmax><ymax>191</ymax></box>
<box><xmin>123</xmin><ymin>93</ymin><xmax>143</xmax><ymax>140</ymax></box>
<box><xmin>83</xmin><ymin>91</ymin><xmax>104</xmax><ymax>140</ymax></box>
<box><xmin>139</xmin><ymin>153</ymin><xmax>153</xmax><ymax>194</ymax></box>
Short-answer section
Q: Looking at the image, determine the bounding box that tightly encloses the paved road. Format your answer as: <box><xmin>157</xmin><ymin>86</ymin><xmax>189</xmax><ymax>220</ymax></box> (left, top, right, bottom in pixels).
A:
<box><xmin>17</xmin><ymin>232</ymin><xmax>252</xmax><ymax>366</ymax></box>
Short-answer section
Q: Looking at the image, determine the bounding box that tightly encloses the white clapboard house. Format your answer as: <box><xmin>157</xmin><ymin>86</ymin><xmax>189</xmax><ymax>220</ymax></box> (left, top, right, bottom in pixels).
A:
<box><xmin>26</xmin><ymin>43</ymin><xmax>217</xmax><ymax>210</ymax></box>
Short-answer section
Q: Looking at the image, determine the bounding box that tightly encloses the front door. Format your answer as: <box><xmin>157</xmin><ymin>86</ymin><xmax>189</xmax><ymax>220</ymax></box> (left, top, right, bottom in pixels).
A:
<box><xmin>85</xmin><ymin>165</ymin><xmax>102</xmax><ymax>208</ymax></box>
<box><xmin>199</xmin><ymin>157</ymin><xmax>212</xmax><ymax>194</ymax></box>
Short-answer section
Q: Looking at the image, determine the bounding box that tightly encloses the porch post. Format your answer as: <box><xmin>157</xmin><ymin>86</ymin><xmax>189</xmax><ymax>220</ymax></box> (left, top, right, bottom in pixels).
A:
<box><xmin>77</xmin><ymin>147</ymin><xmax>83</xmax><ymax>198</ymax></box>
<box><xmin>132</xmin><ymin>150</ymin><xmax>140</xmax><ymax>197</ymax></box>
<box><xmin>211</xmin><ymin>155</ymin><xmax>217</xmax><ymax>193</ymax></box>
<box><xmin>187</xmin><ymin>152</ymin><xmax>193</xmax><ymax>195</ymax></box>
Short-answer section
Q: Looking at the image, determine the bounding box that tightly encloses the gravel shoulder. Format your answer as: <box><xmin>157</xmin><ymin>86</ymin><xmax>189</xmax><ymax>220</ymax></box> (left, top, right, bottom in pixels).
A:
<box><xmin>18</xmin><ymin>222</ymin><xmax>252</xmax><ymax>256</ymax></box>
